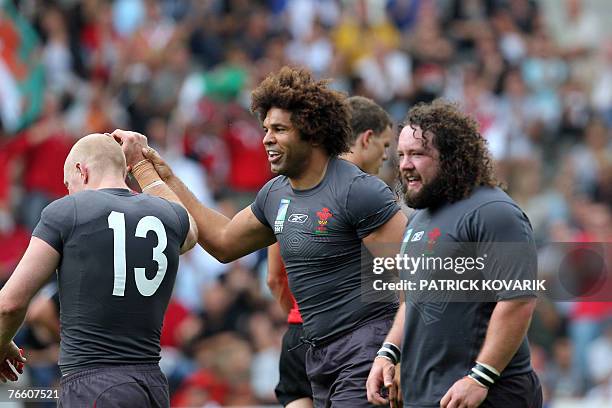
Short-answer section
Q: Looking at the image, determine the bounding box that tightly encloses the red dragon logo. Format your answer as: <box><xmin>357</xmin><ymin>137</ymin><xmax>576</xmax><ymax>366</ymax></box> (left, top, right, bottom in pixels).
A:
<box><xmin>315</xmin><ymin>207</ymin><xmax>333</xmax><ymax>234</ymax></box>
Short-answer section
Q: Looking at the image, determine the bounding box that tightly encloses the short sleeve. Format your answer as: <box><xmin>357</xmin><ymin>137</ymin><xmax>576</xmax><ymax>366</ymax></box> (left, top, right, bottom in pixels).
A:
<box><xmin>346</xmin><ymin>175</ymin><xmax>400</xmax><ymax>239</ymax></box>
<box><xmin>169</xmin><ymin>202</ymin><xmax>190</xmax><ymax>246</ymax></box>
<box><xmin>250</xmin><ymin>178</ymin><xmax>278</xmax><ymax>229</ymax></box>
<box><xmin>463</xmin><ymin>201</ymin><xmax>537</xmax><ymax>300</ymax></box>
<box><xmin>32</xmin><ymin>196</ymin><xmax>76</xmax><ymax>255</ymax></box>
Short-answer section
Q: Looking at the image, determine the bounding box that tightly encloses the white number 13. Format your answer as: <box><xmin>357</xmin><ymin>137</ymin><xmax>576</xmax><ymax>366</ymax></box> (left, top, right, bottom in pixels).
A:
<box><xmin>108</xmin><ymin>211</ymin><xmax>168</xmax><ymax>297</ymax></box>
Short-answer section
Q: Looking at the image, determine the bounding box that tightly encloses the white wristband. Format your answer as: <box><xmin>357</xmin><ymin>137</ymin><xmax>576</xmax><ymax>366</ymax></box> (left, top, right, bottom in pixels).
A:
<box><xmin>468</xmin><ymin>374</ymin><xmax>489</xmax><ymax>389</ymax></box>
<box><xmin>143</xmin><ymin>180</ymin><xmax>164</xmax><ymax>191</ymax></box>
<box><xmin>476</xmin><ymin>361</ymin><xmax>501</xmax><ymax>376</ymax></box>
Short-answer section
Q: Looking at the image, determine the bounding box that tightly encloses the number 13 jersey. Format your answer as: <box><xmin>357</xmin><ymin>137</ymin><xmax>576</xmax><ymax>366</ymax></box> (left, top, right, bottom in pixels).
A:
<box><xmin>33</xmin><ymin>188</ymin><xmax>189</xmax><ymax>375</ymax></box>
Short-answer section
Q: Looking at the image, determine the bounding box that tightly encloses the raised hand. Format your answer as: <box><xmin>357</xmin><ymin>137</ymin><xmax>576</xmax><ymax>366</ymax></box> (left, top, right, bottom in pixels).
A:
<box><xmin>109</xmin><ymin>129</ymin><xmax>150</xmax><ymax>170</ymax></box>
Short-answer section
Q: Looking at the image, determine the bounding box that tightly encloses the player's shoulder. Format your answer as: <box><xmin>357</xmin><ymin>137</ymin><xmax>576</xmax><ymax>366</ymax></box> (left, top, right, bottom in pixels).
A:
<box><xmin>260</xmin><ymin>174</ymin><xmax>290</xmax><ymax>194</ymax></box>
<box><xmin>135</xmin><ymin>193</ymin><xmax>187</xmax><ymax>217</ymax></box>
<box><xmin>465</xmin><ymin>186</ymin><xmax>521</xmax><ymax>212</ymax></box>
<box><xmin>333</xmin><ymin>158</ymin><xmax>365</xmax><ymax>179</ymax></box>
<box><xmin>461</xmin><ymin>186</ymin><xmax>531</xmax><ymax>227</ymax></box>
<box><xmin>47</xmin><ymin>194</ymin><xmax>75</xmax><ymax>206</ymax></box>
<box><xmin>459</xmin><ymin>187</ymin><xmax>534</xmax><ymax>241</ymax></box>
<box><xmin>331</xmin><ymin>158</ymin><xmax>383</xmax><ymax>187</ymax></box>
<box><xmin>122</xmin><ymin>194</ymin><xmax>189</xmax><ymax>234</ymax></box>
<box><xmin>42</xmin><ymin>194</ymin><xmax>75</xmax><ymax>215</ymax></box>
<box><xmin>337</xmin><ymin>159</ymin><xmax>393</xmax><ymax>202</ymax></box>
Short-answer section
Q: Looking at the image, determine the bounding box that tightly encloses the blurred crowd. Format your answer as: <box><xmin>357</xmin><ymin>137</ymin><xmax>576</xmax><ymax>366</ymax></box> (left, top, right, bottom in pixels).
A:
<box><xmin>0</xmin><ymin>0</ymin><xmax>610</xmax><ymax>406</ymax></box>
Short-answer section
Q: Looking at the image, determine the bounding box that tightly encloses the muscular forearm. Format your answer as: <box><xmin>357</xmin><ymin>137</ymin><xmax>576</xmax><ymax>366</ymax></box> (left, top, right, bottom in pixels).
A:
<box><xmin>0</xmin><ymin>307</ymin><xmax>26</xmax><ymax>347</ymax></box>
<box><xmin>476</xmin><ymin>298</ymin><xmax>536</xmax><ymax>372</ymax></box>
<box><xmin>132</xmin><ymin>161</ymin><xmax>188</xmax><ymax>209</ymax></box>
<box><xmin>132</xmin><ymin>141</ymin><xmax>275</xmax><ymax>262</ymax></box>
<box><xmin>164</xmin><ymin>174</ymin><xmax>237</xmax><ymax>260</ymax></box>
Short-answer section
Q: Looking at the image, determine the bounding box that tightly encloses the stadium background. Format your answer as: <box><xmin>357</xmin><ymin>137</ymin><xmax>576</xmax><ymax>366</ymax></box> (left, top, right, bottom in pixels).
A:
<box><xmin>0</xmin><ymin>0</ymin><xmax>610</xmax><ymax>406</ymax></box>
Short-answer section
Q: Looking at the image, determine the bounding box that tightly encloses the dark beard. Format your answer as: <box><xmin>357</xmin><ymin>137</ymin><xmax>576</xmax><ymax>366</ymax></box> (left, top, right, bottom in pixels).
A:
<box><xmin>398</xmin><ymin>172</ymin><xmax>447</xmax><ymax>209</ymax></box>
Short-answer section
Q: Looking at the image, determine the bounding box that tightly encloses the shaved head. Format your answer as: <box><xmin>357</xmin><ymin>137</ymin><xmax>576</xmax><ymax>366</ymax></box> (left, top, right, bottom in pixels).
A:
<box><xmin>65</xmin><ymin>133</ymin><xmax>126</xmax><ymax>174</ymax></box>
<box><xmin>64</xmin><ymin>134</ymin><xmax>127</xmax><ymax>193</ymax></box>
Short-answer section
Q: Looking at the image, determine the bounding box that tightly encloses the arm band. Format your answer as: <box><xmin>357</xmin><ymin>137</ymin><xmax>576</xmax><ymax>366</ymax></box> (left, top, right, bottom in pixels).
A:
<box><xmin>469</xmin><ymin>362</ymin><xmax>500</xmax><ymax>388</ymax></box>
<box><xmin>468</xmin><ymin>372</ymin><xmax>490</xmax><ymax>388</ymax></box>
<box><xmin>476</xmin><ymin>361</ymin><xmax>500</xmax><ymax>377</ymax></box>
<box><xmin>376</xmin><ymin>341</ymin><xmax>401</xmax><ymax>364</ymax></box>
<box><xmin>375</xmin><ymin>353</ymin><xmax>395</xmax><ymax>364</ymax></box>
<box><xmin>376</xmin><ymin>348</ymin><xmax>399</xmax><ymax>365</ymax></box>
<box><xmin>383</xmin><ymin>342</ymin><xmax>401</xmax><ymax>360</ymax></box>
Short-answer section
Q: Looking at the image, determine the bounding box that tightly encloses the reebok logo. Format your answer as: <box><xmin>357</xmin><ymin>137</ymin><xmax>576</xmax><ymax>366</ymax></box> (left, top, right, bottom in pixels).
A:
<box><xmin>288</xmin><ymin>214</ymin><xmax>308</xmax><ymax>223</ymax></box>
<box><xmin>411</xmin><ymin>231</ymin><xmax>425</xmax><ymax>241</ymax></box>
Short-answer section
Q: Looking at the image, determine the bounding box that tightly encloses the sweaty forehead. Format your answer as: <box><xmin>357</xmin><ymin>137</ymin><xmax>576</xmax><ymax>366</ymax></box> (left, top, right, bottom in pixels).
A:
<box><xmin>399</xmin><ymin>125</ymin><xmax>424</xmax><ymax>145</ymax></box>
<box><xmin>398</xmin><ymin>125</ymin><xmax>439</xmax><ymax>154</ymax></box>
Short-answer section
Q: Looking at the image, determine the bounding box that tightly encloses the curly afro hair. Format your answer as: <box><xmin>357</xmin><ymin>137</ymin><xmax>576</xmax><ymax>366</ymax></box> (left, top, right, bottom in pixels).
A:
<box><xmin>403</xmin><ymin>99</ymin><xmax>499</xmax><ymax>202</ymax></box>
<box><xmin>250</xmin><ymin>67</ymin><xmax>351</xmax><ymax>157</ymax></box>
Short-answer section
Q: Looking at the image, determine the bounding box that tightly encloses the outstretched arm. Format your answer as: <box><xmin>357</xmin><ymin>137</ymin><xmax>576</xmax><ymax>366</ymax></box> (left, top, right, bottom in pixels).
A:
<box><xmin>154</xmin><ymin>159</ymin><xmax>276</xmax><ymax>262</ymax></box>
<box><xmin>115</xmin><ymin>130</ymin><xmax>276</xmax><ymax>262</ymax></box>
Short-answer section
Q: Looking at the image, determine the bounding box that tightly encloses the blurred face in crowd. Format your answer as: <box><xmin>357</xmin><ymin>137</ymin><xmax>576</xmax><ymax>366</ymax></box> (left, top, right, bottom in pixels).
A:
<box><xmin>397</xmin><ymin>125</ymin><xmax>442</xmax><ymax>209</ymax></box>
<box><xmin>361</xmin><ymin>125</ymin><xmax>393</xmax><ymax>175</ymax></box>
<box><xmin>262</xmin><ymin>108</ymin><xmax>312</xmax><ymax>178</ymax></box>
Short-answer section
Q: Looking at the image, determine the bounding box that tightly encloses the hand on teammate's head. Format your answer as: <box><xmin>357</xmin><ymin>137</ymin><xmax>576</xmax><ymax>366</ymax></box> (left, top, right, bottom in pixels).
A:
<box><xmin>109</xmin><ymin>129</ymin><xmax>150</xmax><ymax>169</ymax></box>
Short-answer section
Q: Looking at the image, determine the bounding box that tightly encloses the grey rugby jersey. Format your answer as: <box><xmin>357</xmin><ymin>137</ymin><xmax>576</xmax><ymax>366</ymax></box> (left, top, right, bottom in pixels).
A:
<box><xmin>252</xmin><ymin>158</ymin><xmax>400</xmax><ymax>343</ymax></box>
<box><xmin>399</xmin><ymin>186</ymin><xmax>536</xmax><ymax>406</ymax></box>
<box><xmin>33</xmin><ymin>188</ymin><xmax>189</xmax><ymax>374</ymax></box>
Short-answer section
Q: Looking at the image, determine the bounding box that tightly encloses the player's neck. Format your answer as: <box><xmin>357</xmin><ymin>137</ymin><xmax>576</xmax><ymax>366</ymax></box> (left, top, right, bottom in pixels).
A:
<box><xmin>88</xmin><ymin>175</ymin><xmax>130</xmax><ymax>191</ymax></box>
<box><xmin>288</xmin><ymin>149</ymin><xmax>330</xmax><ymax>190</ymax></box>
<box><xmin>339</xmin><ymin>150</ymin><xmax>364</xmax><ymax>172</ymax></box>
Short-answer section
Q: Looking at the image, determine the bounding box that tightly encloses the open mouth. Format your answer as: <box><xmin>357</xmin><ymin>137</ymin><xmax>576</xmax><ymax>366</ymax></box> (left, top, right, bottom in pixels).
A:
<box><xmin>267</xmin><ymin>150</ymin><xmax>282</xmax><ymax>164</ymax></box>
<box><xmin>406</xmin><ymin>176</ymin><xmax>421</xmax><ymax>189</ymax></box>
